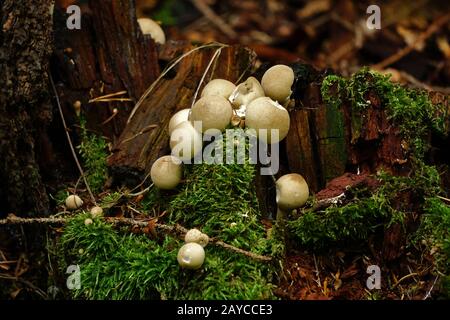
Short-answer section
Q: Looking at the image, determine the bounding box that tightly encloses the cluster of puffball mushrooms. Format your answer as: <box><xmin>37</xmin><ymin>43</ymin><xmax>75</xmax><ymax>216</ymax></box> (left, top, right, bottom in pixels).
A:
<box><xmin>149</xmin><ymin>64</ymin><xmax>310</xmax><ymax>269</ymax></box>
<box><xmin>63</xmin><ymin>18</ymin><xmax>310</xmax><ymax>270</ymax></box>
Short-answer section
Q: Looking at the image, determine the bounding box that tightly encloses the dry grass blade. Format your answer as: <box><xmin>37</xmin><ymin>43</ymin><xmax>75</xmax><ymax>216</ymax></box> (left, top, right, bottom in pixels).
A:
<box><xmin>127</xmin><ymin>43</ymin><xmax>229</xmax><ymax>124</ymax></box>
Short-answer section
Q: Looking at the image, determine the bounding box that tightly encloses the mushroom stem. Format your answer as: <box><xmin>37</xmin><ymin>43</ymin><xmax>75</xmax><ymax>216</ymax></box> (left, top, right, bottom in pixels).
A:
<box><xmin>275</xmin><ymin>207</ymin><xmax>292</xmax><ymax>255</ymax></box>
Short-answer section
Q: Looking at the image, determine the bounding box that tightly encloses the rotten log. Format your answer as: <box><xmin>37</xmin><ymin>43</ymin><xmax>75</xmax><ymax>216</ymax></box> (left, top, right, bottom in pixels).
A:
<box><xmin>107</xmin><ymin>44</ymin><xmax>256</xmax><ymax>187</ymax></box>
<box><xmin>51</xmin><ymin>0</ymin><xmax>160</xmax><ymax>142</ymax></box>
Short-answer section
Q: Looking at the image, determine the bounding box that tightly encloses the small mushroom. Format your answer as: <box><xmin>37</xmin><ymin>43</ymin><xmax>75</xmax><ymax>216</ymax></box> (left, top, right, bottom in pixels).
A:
<box><xmin>65</xmin><ymin>195</ymin><xmax>83</xmax><ymax>210</ymax></box>
<box><xmin>170</xmin><ymin>121</ymin><xmax>203</xmax><ymax>161</ymax></box>
<box><xmin>261</xmin><ymin>64</ymin><xmax>294</xmax><ymax>103</ymax></box>
<box><xmin>276</xmin><ymin>173</ymin><xmax>309</xmax><ymax>216</ymax></box>
<box><xmin>137</xmin><ymin>18</ymin><xmax>166</xmax><ymax>44</ymax></box>
<box><xmin>185</xmin><ymin>229</ymin><xmax>209</xmax><ymax>247</ymax></box>
<box><xmin>275</xmin><ymin>173</ymin><xmax>309</xmax><ymax>250</ymax></box>
<box><xmin>168</xmin><ymin>109</ymin><xmax>191</xmax><ymax>135</ymax></box>
<box><xmin>84</xmin><ymin>218</ymin><xmax>93</xmax><ymax>226</ymax></box>
<box><xmin>201</xmin><ymin>79</ymin><xmax>236</xmax><ymax>99</ymax></box>
<box><xmin>150</xmin><ymin>155</ymin><xmax>183</xmax><ymax>190</ymax></box>
<box><xmin>228</xmin><ymin>77</ymin><xmax>265</xmax><ymax>112</ymax></box>
<box><xmin>90</xmin><ymin>206</ymin><xmax>103</xmax><ymax>218</ymax></box>
<box><xmin>190</xmin><ymin>95</ymin><xmax>233</xmax><ymax>133</ymax></box>
<box><xmin>245</xmin><ymin>97</ymin><xmax>290</xmax><ymax>144</ymax></box>
<box><xmin>177</xmin><ymin>242</ymin><xmax>205</xmax><ymax>270</ymax></box>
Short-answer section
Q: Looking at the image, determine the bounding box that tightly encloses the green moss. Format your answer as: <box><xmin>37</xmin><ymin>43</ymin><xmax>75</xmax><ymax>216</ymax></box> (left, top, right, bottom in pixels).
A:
<box><xmin>321</xmin><ymin>67</ymin><xmax>447</xmax><ymax>159</ymax></box>
<box><xmin>168</xmin><ymin>129</ymin><xmax>269</xmax><ymax>253</ymax></box>
<box><xmin>58</xmin><ymin>129</ymin><xmax>275</xmax><ymax>300</ymax></box>
<box><xmin>77</xmin><ymin>118</ymin><xmax>108</xmax><ymax>193</ymax></box>
<box><xmin>59</xmin><ymin>214</ymin><xmax>274</xmax><ymax>300</ymax></box>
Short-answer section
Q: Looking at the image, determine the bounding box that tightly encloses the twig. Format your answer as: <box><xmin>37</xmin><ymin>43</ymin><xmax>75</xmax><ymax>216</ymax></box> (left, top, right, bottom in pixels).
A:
<box><xmin>0</xmin><ymin>215</ymin><xmax>272</xmax><ymax>262</ymax></box>
<box><xmin>423</xmin><ymin>275</ymin><xmax>439</xmax><ymax>300</ymax></box>
<box><xmin>392</xmin><ymin>272</ymin><xmax>420</xmax><ymax>289</ymax></box>
<box><xmin>49</xmin><ymin>74</ymin><xmax>96</xmax><ymax>205</ymax></box>
<box><xmin>121</xmin><ymin>124</ymin><xmax>158</xmax><ymax>144</ymax></box>
<box><xmin>373</xmin><ymin>13</ymin><xmax>450</xmax><ymax>70</ymax></box>
<box><xmin>190</xmin><ymin>0</ymin><xmax>237</xmax><ymax>39</ymax></box>
<box><xmin>88</xmin><ymin>91</ymin><xmax>129</xmax><ymax>103</ymax></box>
<box><xmin>395</xmin><ymin>70</ymin><xmax>450</xmax><ymax>94</ymax></box>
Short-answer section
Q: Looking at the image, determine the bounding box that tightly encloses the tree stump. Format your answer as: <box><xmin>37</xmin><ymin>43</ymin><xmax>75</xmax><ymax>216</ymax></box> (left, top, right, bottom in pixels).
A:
<box><xmin>107</xmin><ymin>44</ymin><xmax>256</xmax><ymax>187</ymax></box>
<box><xmin>0</xmin><ymin>0</ymin><xmax>54</xmax><ymax>216</ymax></box>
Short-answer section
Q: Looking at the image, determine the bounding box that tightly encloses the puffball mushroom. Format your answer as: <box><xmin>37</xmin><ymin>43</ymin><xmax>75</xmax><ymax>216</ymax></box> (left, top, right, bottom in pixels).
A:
<box><xmin>177</xmin><ymin>242</ymin><xmax>205</xmax><ymax>270</ymax></box>
<box><xmin>65</xmin><ymin>195</ymin><xmax>83</xmax><ymax>210</ymax></box>
<box><xmin>168</xmin><ymin>109</ymin><xmax>190</xmax><ymax>135</ymax></box>
<box><xmin>84</xmin><ymin>218</ymin><xmax>93</xmax><ymax>226</ymax></box>
<box><xmin>276</xmin><ymin>173</ymin><xmax>309</xmax><ymax>213</ymax></box>
<box><xmin>150</xmin><ymin>155</ymin><xmax>183</xmax><ymax>190</ymax></box>
<box><xmin>185</xmin><ymin>229</ymin><xmax>209</xmax><ymax>247</ymax></box>
<box><xmin>201</xmin><ymin>79</ymin><xmax>236</xmax><ymax>99</ymax></box>
<box><xmin>190</xmin><ymin>95</ymin><xmax>233</xmax><ymax>133</ymax></box>
<box><xmin>245</xmin><ymin>97</ymin><xmax>290</xmax><ymax>144</ymax></box>
<box><xmin>137</xmin><ymin>18</ymin><xmax>166</xmax><ymax>44</ymax></box>
<box><xmin>90</xmin><ymin>206</ymin><xmax>103</xmax><ymax>218</ymax></box>
<box><xmin>170</xmin><ymin>121</ymin><xmax>203</xmax><ymax>161</ymax></box>
<box><xmin>261</xmin><ymin>64</ymin><xmax>295</xmax><ymax>103</ymax></box>
<box><xmin>229</xmin><ymin>77</ymin><xmax>265</xmax><ymax>109</ymax></box>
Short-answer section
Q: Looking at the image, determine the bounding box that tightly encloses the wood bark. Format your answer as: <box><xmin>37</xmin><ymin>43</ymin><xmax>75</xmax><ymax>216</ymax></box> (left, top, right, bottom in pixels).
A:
<box><xmin>107</xmin><ymin>43</ymin><xmax>256</xmax><ymax>187</ymax></box>
<box><xmin>51</xmin><ymin>0</ymin><xmax>160</xmax><ymax>142</ymax></box>
<box><xmin>0</xmin><ymin>0</ymin><xmax>54</xmax><ymax>216</ymax></box>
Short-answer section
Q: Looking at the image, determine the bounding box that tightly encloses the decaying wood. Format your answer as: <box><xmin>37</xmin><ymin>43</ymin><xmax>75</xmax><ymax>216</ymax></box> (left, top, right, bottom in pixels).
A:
<box><xmin>107</xmin><ymin>43</ymin><xmax>256</xmax><ymax>187</ymax></box>
<box><xmin>0</xmin><ymin>0</ymin><xmax>54</xmax><ymax>216</ymax></box>
<box><xmin>51</xmin><ymin>0</ymin><xmax>160</xmax><ymax>142</ymax></box>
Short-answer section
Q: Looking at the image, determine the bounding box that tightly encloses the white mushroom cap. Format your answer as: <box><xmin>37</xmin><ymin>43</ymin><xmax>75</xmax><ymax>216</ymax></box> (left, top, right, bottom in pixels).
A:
<box><xmin>177</xmin><ymin>242</ymin><xmax>205</xmax><ymax>270</ymax></box>
<box><xmin>90</xmin><ymin>206</ymin><xmax>103</xmax><ymax>218</ymax></box>
<box><xmin>245</xmin><ymin>97</ymin><xmax>290</xmax><ymax>144</ymax></box>
<box><xmin>137</xmin><ymin>18</ymin><xmax>166</xmax><ymax>44</ymax></box>
<box><xmin>201</xmin><ymin>79</ymin><xmax>236</xmax><ymax>99</ymax></box>
<box><xmin>65</xmin><ymin>195</ymin><xmax>83</xmax><ymax>210</ymax></box>
<box><xmin>150</xmin><ymin>155</ymin><xmax>183</xmax><ymax>190</ymax></box>
<box><xmin>228</xmin><ymin>77</ymin><xmax>265</xmax><ymax>110</ymax></box>
<box><xmin>185</xmin><ymin>229</ymin><xmax>209</xmax><ymax>247</ymax></box>
<box><xmin>276</xmin><ymin>173</ymin><xmax>309</xmax><ymax>211</ymax></box>
<box><xmin>170</xmin><ymin>121</ymin><xmax>203</xmax><ymax>161</ymax></box>
<box><xmin>190</xmin><ymin>95</ymin><xmax>233</xmax><ymax>133</ymax></box>
<box><xmin>261</xmin><ymin>65</ymin><xmax>294</xmax><ymax>103</ymax></box>
<box><xmin>84</xmin><ymin>218</ymin><xmax>93</xmax><ymax>226</ymax></box>
<box><xmin>168</xmin><ymin>109</ymin><xmax>191</xmax><ymax>135</ymax></box>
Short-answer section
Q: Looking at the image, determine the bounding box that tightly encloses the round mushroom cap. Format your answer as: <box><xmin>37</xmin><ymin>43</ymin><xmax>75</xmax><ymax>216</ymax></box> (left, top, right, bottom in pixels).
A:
<box><xmin>150</xmin><ymin>155</ymin><xmax>183</xmax><ymax>190</ymax></box>
<box><xmin>168</xmin><ymin>109</ymin><xmax>190</xmax><ymax>135</ymax></box>
<box><xmin>170</xmin><ymin>121</ymin><xmax>203</xmax><ymax>161</ymax></box>
<box><xmin>190</xmin><ymin>95</ymin><xmax>232</xmax><ymax>132</ymax></box>
<box><xmin>229</xmin><ymin>77</ymin><xmax>265</xmax><ymax>109</ymax></box>
<box><xmin>201</xmin><ymin>79</ymin><xmax>236</xmax><ymax>99</ymax></box>
<box><xmin>90</xmin><ymin>206</ymin><xmax>103</xmax><ymax>218</ymax></box>
<box><xmin>276</xmin><ymin>173</ymin><xmax>309</xmax><ymax>211</ymax></box>
<box><xmin>177</xmin><ymin>242</ymin><xmax>205</xmax><ymax>270</ymax></box>
<box><xmin>261</xmin><ymin>65</ymin><xmax>294</xmax><ymax>103</ymax></box>
<box><xmin>137</xmin><ymin>18</ymin><xmax>166</xmax><ymax>44</ymax></box>
<box><xmin>185</xmin><ymin>229</ymin><xmax>209</xmax><ymax>247</ymax></box>
<box><xmin>65</xmin><ymin>195</ymin><xmax>83</xmax><ymax>210</ymax></box>
<box><xmin>245</xmin><ymin>97</ymin><xmax>290</xmax><ymax>144</ymax></box>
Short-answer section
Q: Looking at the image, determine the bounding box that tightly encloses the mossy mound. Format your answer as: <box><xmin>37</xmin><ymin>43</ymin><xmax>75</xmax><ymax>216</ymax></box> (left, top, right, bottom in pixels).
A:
<box><xmin>58</xmin><ymin>129</ymin><xmax>276</xmax><ymax>300</ymax></box>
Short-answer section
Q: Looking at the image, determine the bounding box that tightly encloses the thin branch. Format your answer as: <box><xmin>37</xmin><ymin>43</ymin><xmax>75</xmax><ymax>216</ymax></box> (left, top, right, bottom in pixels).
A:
<box><xmin>190</xmin><ymin>0</ymin><xmax>237</xmax><ymax>39</ymax></box>
<box><xmin>0</xmin><ymin>215</ymin><xmax>272</xmax><ymax>262</ymax></box>
<box><xmin>373</xmin><ymin>13</ymin><xmax>450</xmax><ymax>70</ymax></box>
<box><xmin>49</xmin><ymin>74</ymin><xmax>96</xmax><ymax>205</ymax></box>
